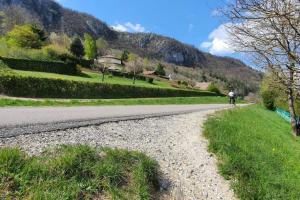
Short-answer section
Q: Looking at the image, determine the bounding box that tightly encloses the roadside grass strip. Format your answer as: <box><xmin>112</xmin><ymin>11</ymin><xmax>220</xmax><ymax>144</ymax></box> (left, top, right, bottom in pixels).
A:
<box><xmin>203</xmin><ymin>105</ymin><xmax>300</xmax><ymax>200</ymax></box>
<box><xmin>0</xmin><ymin>96</ymin><xmax>231</xmax><ymax>107</ymax></box>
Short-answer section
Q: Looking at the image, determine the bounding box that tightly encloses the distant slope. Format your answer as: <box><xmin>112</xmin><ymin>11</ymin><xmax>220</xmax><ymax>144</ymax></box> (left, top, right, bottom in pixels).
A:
<box><xmin>0</xmin><ymin>0</ymin><xmax>262</xmax><ymax>90</ymax></box>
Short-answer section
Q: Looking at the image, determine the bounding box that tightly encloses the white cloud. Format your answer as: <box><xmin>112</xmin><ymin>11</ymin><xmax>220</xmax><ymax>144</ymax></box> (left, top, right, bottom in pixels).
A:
<box><xmin>111</xmin><ymin>22</ymin><xmax>146</xmax><ymax>33</ymax></box>
<box><xmin>200</xmin><ymin>23</ymin><xmax>235</xmax><ymax>55</ymax></box>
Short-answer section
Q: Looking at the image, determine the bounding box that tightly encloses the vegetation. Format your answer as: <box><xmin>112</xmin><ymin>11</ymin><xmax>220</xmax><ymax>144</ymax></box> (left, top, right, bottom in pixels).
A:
<box><xmin>0</xmin><ymin>57</ymin><xmax>79</xmax><ymax>75</ymax></box>
<box><xmin>13</xmin><ymin>70</ymin><xmax>171</xmax><ymax>88</ymax></box>
<box><xmin>6</xmin><ymin>24</ymin><xmax>46</xmax><ymax>49</ymax></box>
<box><xmin>261</xmin><ymin>90</ymin><xmax>276</xmax><ymax>111</ymax></box>
<box><xmin>0</xmin><ymin>71</ymin><xmax>217</xmax><ymax>99</ymax></box>
<box><xmin>126</xmin><ymin>53</ymin><xmax>143</xmax><ymax>84</ymax></box>
<box><xmin>0</xmin><ymin>96</ymin><xmax>232</xmax><ymax>107</ymax></box>
<box><xmin>207</xmin><ymin>83</ymin><xmax>221</xmax><ymax>94</ymax></box>
<box><xmin>70</xmin><ymin>37</ymin><xmax>84</xmax><ymax>58</ymax></box>
<box><xmin>0</xmin><ymin>145</ymin><xmax>159</xmax><ymax>199</ymax></box>
<box><xmin>225</xmin><ymin>0</ymin><xmax>300</xmax><ymax>136</ymax></box>
<box><xmin>84</xmin><ymin>33</ymin><xmax>97</xmax><ymax>60</ymax></box>
<box><xmin>121</xmin><ymin>50</ymin><xmax>129</xmax><ymax>63</ymax></box>
<box><xmin>204</xmin><ymin>105</ymin><xmax>300</xmax><ymax>199</ymax></box>
<box><xmin>96</xmin><ymin>37</ymin><xmax>108</xmax><ymax>56</ymax></box>
<box><xmin>260</xmin><ymin>73</ymin><xmax>300</xmax><ymax>115</ymax></box>
<box><xmin>155</xmin><ymin>63</ymin><xmax>166</xmax><ymax>76</ymax></box>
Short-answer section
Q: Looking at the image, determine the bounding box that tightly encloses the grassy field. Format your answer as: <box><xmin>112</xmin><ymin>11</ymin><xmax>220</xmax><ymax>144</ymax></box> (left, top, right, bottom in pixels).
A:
<box><xmin>0</xmin><ymin>145</ymin><xmax>159</xmax><ymax>200</ymax></box>
<box><xmin>0</xmin><ymin>96</ymin><xmax>231</xmax><ymax>107</ymax></box>
<box><xmin>13</xmin><ymin>69</ymin><xmax>173</xmax><ymax>89</ymax></box>
<box><xmin>203</xmin><ymin>105</ymin><xmax>300</xmax><ymax>200</ymax></box>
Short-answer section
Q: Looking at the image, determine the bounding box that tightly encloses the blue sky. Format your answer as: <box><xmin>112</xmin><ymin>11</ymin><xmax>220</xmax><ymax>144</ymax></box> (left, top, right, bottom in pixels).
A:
<box><xmin>57</xmin><ymin>0</ymin><xmax>234</xmax><ymax>57</ymax></box>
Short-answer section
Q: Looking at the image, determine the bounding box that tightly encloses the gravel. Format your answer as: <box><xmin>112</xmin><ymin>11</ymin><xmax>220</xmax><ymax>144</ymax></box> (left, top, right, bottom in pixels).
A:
<box><xmin>0</xmin><ymin>110</ymin><xmax>236</xmax><ymax>200</ymax></box>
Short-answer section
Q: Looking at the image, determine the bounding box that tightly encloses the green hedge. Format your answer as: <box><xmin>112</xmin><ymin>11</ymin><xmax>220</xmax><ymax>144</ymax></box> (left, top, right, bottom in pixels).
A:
<box><xmin>0</xmin><ymin>56</ymin><xmax>79</xmax><ymax>75</ymax></box>
<box><xmin>110</xmin><ymin>70</ymin><xmax>147</xmax><ymax>81</ymax></box>
<box><xmin>0</xmin><ymin>74</ymin><xmax>217</xmax><ymax>99</ymax></box>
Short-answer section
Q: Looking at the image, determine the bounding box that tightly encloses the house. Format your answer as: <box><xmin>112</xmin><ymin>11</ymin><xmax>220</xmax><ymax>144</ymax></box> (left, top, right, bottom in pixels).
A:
<box><xmin>96</xmin><ymin>55</ymin><xmax>123</xmax><ymax>71</ymax></box>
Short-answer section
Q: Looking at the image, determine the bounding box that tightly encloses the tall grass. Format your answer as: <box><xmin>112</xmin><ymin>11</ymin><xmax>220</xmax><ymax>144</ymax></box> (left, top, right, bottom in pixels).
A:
<box><xmin>204</xmin><ymin>105</ymin><xmax>300</xmax><ymax>199</ymax></box>
<box><xmin>0</xmin><ymin>145</ymin><xmax>159</xmax><ymax>200</ymax></box>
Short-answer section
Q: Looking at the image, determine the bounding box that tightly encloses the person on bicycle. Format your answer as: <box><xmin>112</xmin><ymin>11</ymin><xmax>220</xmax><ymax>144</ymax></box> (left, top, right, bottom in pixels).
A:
<box><xmin>228</xmin><ymin>90</ymin><xmax>236</xmax><ymax>105</ymax></box>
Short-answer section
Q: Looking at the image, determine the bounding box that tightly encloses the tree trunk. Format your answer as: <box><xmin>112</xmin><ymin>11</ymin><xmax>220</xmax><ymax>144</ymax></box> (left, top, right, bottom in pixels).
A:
<box><xmin>287</xmin><ymin>69</ymin><xmax>299</xmax><ymax>136</ymax></box>
<box><xmin>133</xmin><ymin>75</ymin><xmax>136</xmax><ymax>84</ymax></box>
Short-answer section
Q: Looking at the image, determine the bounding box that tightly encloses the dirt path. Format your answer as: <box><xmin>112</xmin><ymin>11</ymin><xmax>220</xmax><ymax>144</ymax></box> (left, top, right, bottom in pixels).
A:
<box><xmin>0</xmin><ymin>110</ymin><xmax>236</xmax><ymax>200</ymax></box>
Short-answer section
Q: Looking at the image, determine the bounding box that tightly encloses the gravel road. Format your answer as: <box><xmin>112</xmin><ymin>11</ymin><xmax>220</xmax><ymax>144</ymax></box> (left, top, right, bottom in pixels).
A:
<box><xmin>0</xmin><ymin>106</ymin><xmax>236</xmax><ymax>200</ymax></box>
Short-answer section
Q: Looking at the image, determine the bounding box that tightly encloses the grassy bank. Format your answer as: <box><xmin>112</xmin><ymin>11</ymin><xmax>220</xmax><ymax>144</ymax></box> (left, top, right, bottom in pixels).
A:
<box><xmin>203</xmin><ymin>105</ymin><xmax>300</xmax><ymax>199</ymax></box>
<box><xmin>0</xmin><ymin>145</ymin><xmax>159</xmax><ymax>200</ymax></box>
<box><xmin>14</xmin><ymin>70</ymin><xmax>172</xmax><ymax>89</ymax></box>
<box><xmin>0</xmin><ymin>96</ymin><xmax>231</xmax><ymax>107</ymax></box>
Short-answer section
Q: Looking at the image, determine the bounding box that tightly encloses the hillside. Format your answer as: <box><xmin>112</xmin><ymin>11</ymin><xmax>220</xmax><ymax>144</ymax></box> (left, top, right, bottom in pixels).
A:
<box><xmin>0</xmin><ymin>0</ymin><xmax>262</xmax><ymax>94</ymax></box>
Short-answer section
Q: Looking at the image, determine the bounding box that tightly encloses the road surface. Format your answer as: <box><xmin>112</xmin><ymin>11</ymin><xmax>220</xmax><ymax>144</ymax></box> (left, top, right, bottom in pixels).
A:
<box><xmin>0</xmin><ymin>104</ymin><xmax>231</xmax><ymax>138</ymax></box>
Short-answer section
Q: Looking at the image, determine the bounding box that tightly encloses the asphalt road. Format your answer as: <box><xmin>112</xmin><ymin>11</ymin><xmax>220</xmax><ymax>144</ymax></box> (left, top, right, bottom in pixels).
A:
<box><xmin>0</xmin><ymin>104</ymin><xmax>231</xmax><ymax>138</ymax></box>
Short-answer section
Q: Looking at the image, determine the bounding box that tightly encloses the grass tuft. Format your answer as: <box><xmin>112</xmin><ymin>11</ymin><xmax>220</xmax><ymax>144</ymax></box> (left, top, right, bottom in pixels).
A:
<box><xmin>0</xmin><ymin>145</ymin><xmax>159</xmax><ymax>200</ymax></box>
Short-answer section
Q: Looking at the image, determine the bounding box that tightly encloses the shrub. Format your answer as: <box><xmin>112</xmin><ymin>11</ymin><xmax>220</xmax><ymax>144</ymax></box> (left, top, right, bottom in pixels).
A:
<box><xmin>0</xmin><ymin>56</ymin><xmax>80</xmax><ymax>75</ymax></box>
<box><xmin>261</xmin><ymin>90</ymin><xmax>276</xmax><ymax>110</ymax></box>
<box><xmin>70</xmin><ymin>37</ymin><xmax>84</xmax><ymax>58</ymax></box>
<box><xmin>6</xmin><ymin>24</ymin><xmax>46</xmax><ymax>49</ymax></box>
<box><xmin>147</xmin><ymin>77</ymin><xmax>154</xmax><ymax>84</ymax></box>
<box><xmin>0</xmin><ymin>73</ymin><xmax>218</xmax><ymax>99</ymax></box>
<box><xmin>155</xmin><ymin>63</ymin><xmax>166</xmax><ymax>76</ymax></box>
<box><xmin>207</xmin><ymin>83</ymin><xmax>221</xmax><ymax>94</ymax></box>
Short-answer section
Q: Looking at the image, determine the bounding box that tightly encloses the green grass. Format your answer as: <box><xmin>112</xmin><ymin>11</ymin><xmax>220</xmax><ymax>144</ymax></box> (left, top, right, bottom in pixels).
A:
<box><xmin>0</xmin><ymin>145</ymin><xmax>159</xmax><ymax>200</ymax></box>
<box><xmin>0</xmin><ymin>96</ymin><xmax>231</xmax><ymax>107</ymax></box>
<box><xmin>13</xmin><ymin>70</ymin><xmax>173</xmax><ymax>89</ymax></box>
<box><xmin>203</xmin><ymin>105</ymin><xmax>300</xmax><ymax>200</ymax></box>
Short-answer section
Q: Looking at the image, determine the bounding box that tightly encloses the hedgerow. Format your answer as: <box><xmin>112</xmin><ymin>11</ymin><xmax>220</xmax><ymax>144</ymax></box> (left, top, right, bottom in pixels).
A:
<box><xmin>0</xmin><ymin>56</ymin><xmax>80</xmax><ymax>75</ymax></box>
<box><xmin>0</xmin><ymin>73</ymin><xmax>217</xmax><ymax>99</ymax></box>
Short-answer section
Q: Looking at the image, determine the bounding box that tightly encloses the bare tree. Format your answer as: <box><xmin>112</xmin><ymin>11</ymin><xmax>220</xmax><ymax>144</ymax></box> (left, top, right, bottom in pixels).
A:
<box><xmin>93</xmin><ymin>59</ymin><xmax>107</xmax><ymax>82</ymax></box>
<box><xmin>225</xmin><ymin>0</ymin><xmax>300</xmax><ymax>136</ymax></box>
<box><xmin>126</xmin><ymin>54</ymin><xmax>143</xmax><ymax>84</ymax></box>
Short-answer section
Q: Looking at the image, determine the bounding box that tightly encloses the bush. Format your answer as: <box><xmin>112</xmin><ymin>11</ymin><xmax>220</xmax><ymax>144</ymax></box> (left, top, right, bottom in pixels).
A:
<box><xmin>0</xmin><ymin>56</ymin><xmax>80</xmax><ymax>75</ymax></box>
<box><xmin>6</xmin><ymin>24</ymin><xmax>46</xmax><ymax>49</ymax></box>
<box><xmin>155</xmin><ymin>63</ymin><xmax>166</xmax><ymax>76</ymax></box>
<box><xmin>261</xmin><ymin>90</ymin><xmax>276</xmax><ymax>110</ymax></box>
<box><xmin>146</xmin><ymin>77</ymin><xmax>154</xmax><ymax>84</ymax></box>
<box><xmin>0</xmin><ymin>73</ymin><xmax>218</xmax><ymax>99</ymax></box>
<box><xmin>207</xmin><ymin>83</ymin><xmax>221</xmax><ymax>94</ymax></box>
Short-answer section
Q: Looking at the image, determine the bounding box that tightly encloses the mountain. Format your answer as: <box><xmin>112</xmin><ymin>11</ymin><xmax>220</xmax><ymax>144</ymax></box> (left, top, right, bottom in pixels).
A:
<box><xmin>0</xmin><ymin>0</ymin><xmax>262</xmax><ymax>92</ymax></box>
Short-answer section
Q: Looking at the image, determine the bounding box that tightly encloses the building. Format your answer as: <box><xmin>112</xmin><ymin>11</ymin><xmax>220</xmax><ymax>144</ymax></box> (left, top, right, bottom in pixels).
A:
<box><xmin>97</xmin><ymin>55</ymin><xmax>122</xmax><ymax>65</ymax></box>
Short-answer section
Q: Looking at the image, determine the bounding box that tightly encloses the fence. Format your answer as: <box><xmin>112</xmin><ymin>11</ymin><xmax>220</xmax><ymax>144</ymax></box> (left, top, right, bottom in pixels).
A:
<box><xmin>275</xmin><ymin>108</ymin><xmax>300</xmax><ymax>123</ymax></box>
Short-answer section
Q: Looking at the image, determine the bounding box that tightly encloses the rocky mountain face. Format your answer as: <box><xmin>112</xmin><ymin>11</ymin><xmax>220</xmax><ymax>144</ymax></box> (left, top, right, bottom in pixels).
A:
<box><xmin>0</xmin><ymin>0</ymin><xmax>262</xmax><ymax>90</ymax></box>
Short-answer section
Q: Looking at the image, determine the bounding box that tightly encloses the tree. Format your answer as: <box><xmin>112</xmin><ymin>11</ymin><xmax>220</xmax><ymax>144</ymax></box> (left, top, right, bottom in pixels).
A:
<box><xmin>96</xmin><ymin>37</ymin><xmax>108</xmax><ymax>56</ymax></box>
<box><xmin>31</xmin><ymin>24</ymin><xmax>47</xmax><ymax>42</ymax></box>
<box><xmin>49</xmin><ymin>32</ymin><xmax>71</xmax><ymax>50</ymax></box>
<box><xmin>93</xmin><ymin>60</ymin><xmax>107</xmax><ymax>82</ymax></box>
<box><xmin>224</xmin><ymin>0</ymin><xmax>300</xmax><ymax>136</ymax></box>
<box><xmin>6</xmin><ymin>24</ymin><xmax>45</xmax><ymax>49</ymax></box>
<box><xmin>155</xmin><ymin>63</ymin><xmax>166</xmax><ymax>76</ymax></box>
<box><xmin>126</xmin><ymin>53</ymin><xmax>143</xmax><ymax>84</ymax></box>
<box><xmin>70</xmin><ymin>37</ymin><xmax>84</xmax><ymax>58</ymax></box>
<box><xmin>84</xmin><ymin>33</ymin><xmax>97</xmax><ymax>60</ymax></box>
<box><xmin>121</xmin><ymin>50</ymin><xmax>129</xmax><ymax>64</ymax></box>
